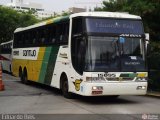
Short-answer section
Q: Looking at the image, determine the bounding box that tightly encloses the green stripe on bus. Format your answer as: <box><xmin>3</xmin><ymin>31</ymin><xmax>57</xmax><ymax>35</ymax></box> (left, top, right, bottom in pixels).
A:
<box><xmin>38</xmin><ymin>47</ymin><xmax>52</xmax><ymax>83</ymax></box>
<box><xmin>120</xmin><ymin>73</ymin><xmax>137</xmax><ymax>78</ymax></box>
<box><xmin>44</xmin><ymin>46</ymin><xmax>59</xmax><ymax>85</ymax></box>
<box><xmin>53</xmin><ymin>16</ymin><xmax>69</xmax><ymax>23</ymax></box>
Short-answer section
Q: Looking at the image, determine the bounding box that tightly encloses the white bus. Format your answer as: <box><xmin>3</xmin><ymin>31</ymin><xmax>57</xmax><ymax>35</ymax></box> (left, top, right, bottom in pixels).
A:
<box><xmin>12</xmin><ymin>12</ymin><xmax>148</xmax><ymax>98</ymax></box>
<box><xmin>0</xmin><ymin>40</ymin><xmax>13</xmax><ymax>73</ymax></box>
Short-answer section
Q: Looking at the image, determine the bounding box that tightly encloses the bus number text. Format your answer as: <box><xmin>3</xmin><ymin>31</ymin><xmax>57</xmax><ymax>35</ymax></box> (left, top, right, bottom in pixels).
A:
<box><xmin>98</xmin><ymin>73</ymin><xmax>116</xmax><ymax>78</ymax></box>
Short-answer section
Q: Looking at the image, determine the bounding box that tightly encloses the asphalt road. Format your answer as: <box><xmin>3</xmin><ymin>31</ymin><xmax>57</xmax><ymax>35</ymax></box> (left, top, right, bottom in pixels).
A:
<box><xmin>0</xmin><ymin>73</ymin><xmax>160</xmax><ymax>120</ymax></box>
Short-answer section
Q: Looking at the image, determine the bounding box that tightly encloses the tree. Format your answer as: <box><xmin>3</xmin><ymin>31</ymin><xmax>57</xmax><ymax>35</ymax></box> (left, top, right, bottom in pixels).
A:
<box><xmin>18</xmin><ymin>11</ymin><xmax>39</xmax><ymax>27</ymax></box>
<box><xmin>0</xmin><ymin>6</ymin><xmax>38</xmax><ymax>43</ymax></box>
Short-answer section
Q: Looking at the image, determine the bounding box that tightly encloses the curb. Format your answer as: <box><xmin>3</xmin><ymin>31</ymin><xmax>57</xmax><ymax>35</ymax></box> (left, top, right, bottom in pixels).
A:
<box><xmin>146</xmin><ymin>92</ymin><xmax>160</xmax><ymax>98</ymax></box>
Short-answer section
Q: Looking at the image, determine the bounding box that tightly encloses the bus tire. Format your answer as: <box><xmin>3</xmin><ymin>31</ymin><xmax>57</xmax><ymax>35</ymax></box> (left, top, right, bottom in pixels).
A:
<box><xmin>9</xmin><ymin>64</ymin><xmax>12</xmax><ymax>74</ymax></box>
<box><xmin>22</xmin><ymin>68</ymin><xmax>29</xmax><ymax>84</ymax></box>
<box><xmin>61</xmin><ymin>75</ymin><xmax>73</xmax><ymax>99</ymax></box>
<box><xmin>19</xmin><ymin>67</ymin><xmax>23</xmax><ymax>83</ymax></box>
<box><xmin>108</xmin><ymin>95</ymin><xmax>119</xmax><ymax>99</ymax></box>
<box><xmin>21</xmin><ymin>68</ymin><xmax>28</xmax><ymax>84</ymax></box>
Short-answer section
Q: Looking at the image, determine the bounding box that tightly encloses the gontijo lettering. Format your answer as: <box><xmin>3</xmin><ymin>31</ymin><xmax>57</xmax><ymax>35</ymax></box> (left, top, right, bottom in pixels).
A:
<box><xmin>23</xmin><ymin>50</ymin><xmax>36</xmax><ymax>57</ymax></box>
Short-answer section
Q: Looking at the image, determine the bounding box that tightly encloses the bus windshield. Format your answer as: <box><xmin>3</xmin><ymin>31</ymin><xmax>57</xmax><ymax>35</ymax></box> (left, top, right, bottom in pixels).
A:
<box><xmin>85</xmin><ymin>36</ymin><xmax>146</xmax><ymax>72</ymax></box>
<box><xmin>71</xmin><ymin>17</ymin><xmax>146</xmax><ymax>74</ymax></box>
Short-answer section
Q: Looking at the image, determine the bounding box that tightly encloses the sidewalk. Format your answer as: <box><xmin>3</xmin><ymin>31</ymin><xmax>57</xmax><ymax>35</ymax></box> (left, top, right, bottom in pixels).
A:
<box><xmin>147</xmin><ymin>91</ymin><xmax>160</xmax><ymax>97</ymax></box>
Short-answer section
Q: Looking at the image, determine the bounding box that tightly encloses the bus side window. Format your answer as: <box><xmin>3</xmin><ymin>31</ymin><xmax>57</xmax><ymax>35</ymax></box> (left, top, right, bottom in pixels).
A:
<box><xmin>14</xmin><ymin>33</ymin><xmax>18</xmax><ymax>48</ymax></box>
<box><xmin>24</xmin><ymin>32</ymin><xmax>30</xmax><ymax>47</ymax></box>
<box><xmin>51</xmin><ymin>25</ymin><xmax>56</xmax><ymax>44</ymax></box>
<box><xmin>72</xmin><ymin>17</ymin><xmax>83</xmax><ymax>35</ymax></box>
<box><xmin>45</xmin><ymin>26</ymin><xmax>50</xmax><ymax>45</ymax></box>
<box><xmin>55</xmin><ymin>21</ymin><xmax>69</xmax><ymax>45</ymax></box>
<box><xmin>32</xmin><ymin>30</ymin><xmax>36</xmax><ymax>45</ymax></box>
<box><xmin>71</xmin><ymin>17</ymin><xmax>84</xmax><ymax>75</ymax></box>
<box><xmin>50</xmin><ymin>25</ymin><xmax>56</xmax><ymax>44</ymax></box>
<box><xmin>35</xmin><ymin>28</ymin><xmax>42</xmax><ymax>46</ymax></box>
<box><xmin>63</xmin><ymin>22</ymin><xmax>69</xmax><ymax>44</ymax></box>
<box><xmin>18</xmin><ymin>34</ymin><xmax>23</xmax><ymax>48</ymax></box>
<box><xmin>55</xmin><ymin>24</ymin><xmax>61</xmax><ymax>44</ymax></box>
<box><xmin>39</xmin><ymin>28</ymin><xmax>49</xmax><ymax>46</ymax></box>
<box><xmin>59</xmin><ymin>24</ymin><xmax>65</xmax><ymax>43</ymax></box>
<box><xmin>40</xmin><ymin>29</ymin><xmax>45</xmax><ymax>45</ymax></box>
<box><xmin>35</xmin><ymin>30</ymin><xmax>39</xmax><ymax>46</ymax></box>
<box><xmin>43</xmin><ymin>27</ymin><xmax>48</xmax><ymax>45</ymax></box>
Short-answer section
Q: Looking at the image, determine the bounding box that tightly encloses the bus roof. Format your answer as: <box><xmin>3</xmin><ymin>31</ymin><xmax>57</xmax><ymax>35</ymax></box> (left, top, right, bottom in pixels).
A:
<box><xmin>70</xmin><ymin>12</ymin><xmax>141</xmax><ymax>19</ymax></box>
<box><xmin>14</xmin><ymin>12</ymin><xmax>141</xmax><ymax>33</ymax></box>
<box><xmin>14</xmin><ymin>16</ymin><xmax>69</xmax><ymax>33</ymax></box>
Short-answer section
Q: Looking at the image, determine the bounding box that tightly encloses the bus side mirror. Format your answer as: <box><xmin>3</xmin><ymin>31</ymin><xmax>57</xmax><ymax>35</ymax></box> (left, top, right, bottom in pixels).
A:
<box><xmin>145</xmin><ymin>33</ymin><xmax>149</xmax><ymax>41</ymax></box>
<box><xmin>145</xmin><ymin>33</ymin><xmax>150</xmax><ymax>56</ymax></box>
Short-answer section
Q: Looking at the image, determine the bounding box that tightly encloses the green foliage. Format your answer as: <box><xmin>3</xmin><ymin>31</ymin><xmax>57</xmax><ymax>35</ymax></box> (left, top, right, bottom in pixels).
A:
<box><xmin>18</xmin><ymin>12</ymin><xmax>38</xmax><ymax>27</ymax></box>
<box><xmin>0</xmin><ymin>6</ymin><xmax>19</xmax><ymax>43</ymax></box>
<box><xmin>148</xmin><ymin>70</ymin><xmax>160</xmax><ymax>91</ymax></box>
<box><xmin>147</xmin><ymin>41</ymin><xmax>160</xmax><ymax>91</ymax></box>
<box><xmin>0</xmin><ymin>6</ymin><xmax>38</xmax><ymax>43</ymax></box>
<box><xmin>39</xmin><ymin>11</ymin><xmax>70</xmax><ymax>22</ymax></box>
<box><xmin>61</xmin><ymin>11</ymin><xmax>70</xmax><ymax>16</ymax></box>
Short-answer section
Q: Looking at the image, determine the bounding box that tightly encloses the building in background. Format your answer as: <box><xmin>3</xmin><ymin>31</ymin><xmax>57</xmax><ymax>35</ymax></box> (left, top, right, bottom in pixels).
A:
<box><xmin>5</xmin><ymin>0</ymin><xmax>89</xmax><ymax>19</ymax></box>
<box><xmin>6</xmin><ymin>0</ymin><xmax>54</xmax><ymax>19</ymax></box>
<box><xmin>68</xmin><ymin>7</ymin><xmax>86</xmax><ymax>13</ymax></box>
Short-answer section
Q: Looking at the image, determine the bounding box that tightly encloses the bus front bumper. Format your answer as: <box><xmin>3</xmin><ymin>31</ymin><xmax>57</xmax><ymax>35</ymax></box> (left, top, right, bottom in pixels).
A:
<box><xmin>80</xmin><ymin>82</ymin><xmax>147</xmax><ymax>96</ymax></box>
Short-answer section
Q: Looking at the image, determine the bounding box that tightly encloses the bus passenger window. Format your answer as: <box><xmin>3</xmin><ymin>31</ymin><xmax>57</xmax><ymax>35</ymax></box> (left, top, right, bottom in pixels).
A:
<box><xmin>41</xmin><ymin>38</ymin><xmax>45</xmax><ymax>43</ymax></box>
<box><xmin>32</xmin><ymin>31</ymin><xmax>36</xmax><ymax>44</ymax></box>
<box><xmin>40</xmin><ymin>29</ymin><xmax>45</xmax><ymax>44</ymax></box>
<box><xmin>49</xmin><ymin>25</ymin><xmax>56</xmax><ymax>44</ymax></box>
<box><xmin>60</xmin><ymin>35</ymin><xmax>63</xmax><ymax>41</ymax></box>
<box><xmin>52</xmin><ymin>38</ymin><xmax>56</xmax><ymax>43</ymax></box>
<box><xmin>71</xmin><ymin>17</ymin><xmax>84</xmax><ymax>75</ymax></box>
<box><xmin>44</xmin><ymin>27</ymin><xmax>49</xmax><ymax>45</ymax></box>
<box><xmin>35</xmin><ymin>30</ymin><xmax>39</xmax><ymax>45</ymax></box>
<box><xmin>72</xmin><ymin>17</ymin><xmax>83</xmax><ymax>35</ymax></box>
<box><xmin>18</xmin><ymin>34</ymin><xmax>23</xmax><ymax>47</ymax></box>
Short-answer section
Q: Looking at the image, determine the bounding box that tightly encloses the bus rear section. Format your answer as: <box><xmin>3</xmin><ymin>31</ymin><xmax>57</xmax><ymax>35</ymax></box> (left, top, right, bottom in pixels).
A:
<box><xmin>0</xmin><ymin>40</ymin><xmax>13</xmax><ymax>73</ymax></box>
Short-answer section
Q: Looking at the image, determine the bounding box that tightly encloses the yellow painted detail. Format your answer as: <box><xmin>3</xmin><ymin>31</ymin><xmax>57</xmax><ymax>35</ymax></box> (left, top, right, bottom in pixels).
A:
<box><xmin>73</xmin><ymin>79</ymin><xmax>83</xmax><ymax>91</ymax></box>
<box><xmin>46</xmin><ymin>19</ymin><xmax>53</xmax><ymax>25</ymax></box>
<box><xmin>137</xmin><ymin>73</ymin><xmax>147</xmax><ymax>77</ymax></box>
<box><xmin>38</xmin><ymin>47</ymin><xmax>45</xmax><ymax>60</ymax></box>
<box><xmin>12</xmin><ymin>47</ymin><xmax>46</xmax><ymax>82</ymax></box>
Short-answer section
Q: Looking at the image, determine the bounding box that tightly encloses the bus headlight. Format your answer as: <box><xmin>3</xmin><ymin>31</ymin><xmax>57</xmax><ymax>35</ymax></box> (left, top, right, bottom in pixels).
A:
<box><xmin>92</xmin><ymin>86</ymin><xmax>103</xmax><ymax>95</ymax></box>
<box><xmin>92</xmin><ymin>86</ymin><xmax>103</xmax><ymax>90</ymax></box>
<box><xmin>135</xmin><ymin>77</ymin><xmax>147</xmax><ymax>82</ymax></box>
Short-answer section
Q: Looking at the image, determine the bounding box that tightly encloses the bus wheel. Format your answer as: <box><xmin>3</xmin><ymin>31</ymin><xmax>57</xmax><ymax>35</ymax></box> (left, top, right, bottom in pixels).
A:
<box><xmin>9</xmin><ymin>65</ymin><xmax>12</xmax><ymax>74</ymax></box>
<box><xmin>22</xmin><ymin>69</ymin><xmax>29</xmax><ymax>84</ymax></box>
<box><xmin>19</xmin><ymin>67</ymin><xmax>23</xmax><ymax>83</ymax></box>
<box><xmin>61</xmin><ymin>76</ymin><xmax>73</xmax><ymax>99</ymax></box>
<box><xmin>108</xmin><ymin>95</ymin><xmax>119</xmax><ymax>99</ymax></box>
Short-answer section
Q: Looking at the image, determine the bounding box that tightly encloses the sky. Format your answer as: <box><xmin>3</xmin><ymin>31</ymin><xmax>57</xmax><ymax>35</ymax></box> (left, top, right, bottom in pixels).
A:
<box><xmin>0</xmin><ymin>0</ymin><xmax>103</xmax><ymax>12</ymax></box>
